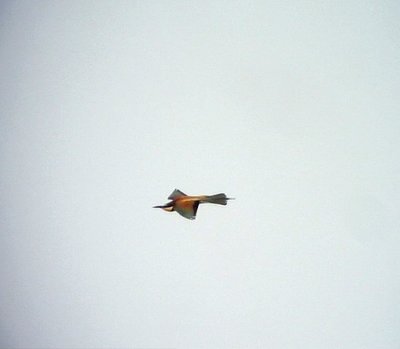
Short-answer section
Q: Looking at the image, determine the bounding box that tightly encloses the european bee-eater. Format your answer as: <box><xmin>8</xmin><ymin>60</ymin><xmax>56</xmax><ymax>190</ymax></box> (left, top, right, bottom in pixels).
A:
<box><xmin>153</xmin><ymin>189</ymin><xmax>233</xmax><ymax>220</ymax></box>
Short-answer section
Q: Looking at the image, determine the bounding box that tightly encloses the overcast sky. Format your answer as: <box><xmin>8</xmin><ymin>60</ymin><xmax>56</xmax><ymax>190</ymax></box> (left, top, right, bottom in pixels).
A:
<box><xmin>1</xmin><ymin>1</ymin><xmax>400</xmax><ymax>348</ymax></box>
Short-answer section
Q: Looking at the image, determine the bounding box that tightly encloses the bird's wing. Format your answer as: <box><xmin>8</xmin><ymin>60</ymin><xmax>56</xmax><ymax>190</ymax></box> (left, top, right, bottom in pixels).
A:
<box><xmin>174</xmin><ymin>200</ymin><xmax>200</xmax><ymax>220</ymax></box>
<box><xmin>168</xmin><ymin>189</ymin><xmax>187</xmax><ymax>200</ymax></box>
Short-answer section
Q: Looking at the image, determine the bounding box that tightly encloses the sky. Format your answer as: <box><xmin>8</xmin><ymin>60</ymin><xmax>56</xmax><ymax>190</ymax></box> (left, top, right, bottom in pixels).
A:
<box><xmin>1</xmin><ymin>1</ymin><xmax>400</xmax><ymax>348</ymax></box>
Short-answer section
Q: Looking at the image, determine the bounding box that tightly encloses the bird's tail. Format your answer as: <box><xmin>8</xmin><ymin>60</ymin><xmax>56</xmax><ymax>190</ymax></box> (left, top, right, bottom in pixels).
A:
<box><xmin>202</xmin><ymin>193</ymin><xmax>233</xmax><ymax>205</ymax></box>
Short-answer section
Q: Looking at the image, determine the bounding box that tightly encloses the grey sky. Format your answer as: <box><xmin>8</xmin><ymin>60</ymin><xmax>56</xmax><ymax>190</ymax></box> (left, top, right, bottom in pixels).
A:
<box><xmin>1</xmin><ymin>1</ymin><xmax>400</xmax><ymax>348</ymax></box>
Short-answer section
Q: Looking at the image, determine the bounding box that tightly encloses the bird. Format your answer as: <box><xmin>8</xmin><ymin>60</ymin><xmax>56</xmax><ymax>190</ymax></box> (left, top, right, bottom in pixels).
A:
<box><xmin>153</xmin><ymin>189</ymin><xmax>233</xmax><ymax>220</ymax></box>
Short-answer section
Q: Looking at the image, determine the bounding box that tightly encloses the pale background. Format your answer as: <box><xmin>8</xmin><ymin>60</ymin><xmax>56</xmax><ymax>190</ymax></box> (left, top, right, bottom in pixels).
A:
<box><xmin>1</xmin><ymin>1</ymin><xmax>399</xmax><ymax>348</ymax></box>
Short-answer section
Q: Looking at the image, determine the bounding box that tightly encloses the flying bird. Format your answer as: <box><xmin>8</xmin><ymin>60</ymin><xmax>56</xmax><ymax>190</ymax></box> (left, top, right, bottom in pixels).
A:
<box><xmin>153</xmin><ymin>189</ymin><xmax>233</xmax><ymax>220</ymax></box>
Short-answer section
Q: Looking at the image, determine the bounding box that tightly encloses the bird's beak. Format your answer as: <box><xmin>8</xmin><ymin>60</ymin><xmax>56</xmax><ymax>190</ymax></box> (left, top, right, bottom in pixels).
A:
<box><xmin>153</xmin><ymin>203</ymin><xmax>174</xmax><ymax>212</ymax></box>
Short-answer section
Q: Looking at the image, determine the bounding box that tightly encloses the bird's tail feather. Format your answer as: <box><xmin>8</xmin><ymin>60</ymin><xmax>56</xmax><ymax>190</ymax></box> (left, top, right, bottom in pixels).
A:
<box><xmin>203</xmin><ymin>193</ymin><xmax>232</xmax><ymax>205</ymax></box>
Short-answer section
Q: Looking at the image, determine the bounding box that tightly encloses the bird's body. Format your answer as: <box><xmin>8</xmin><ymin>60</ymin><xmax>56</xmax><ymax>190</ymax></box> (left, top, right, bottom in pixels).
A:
<box><xmin>153</xmin><ymin>189</ymin><xmax>233</xmax><ymax>220</ymax></box>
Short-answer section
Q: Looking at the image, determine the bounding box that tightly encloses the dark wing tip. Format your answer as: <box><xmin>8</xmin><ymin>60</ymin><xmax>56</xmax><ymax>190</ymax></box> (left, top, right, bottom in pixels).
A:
<box><xmin>193</xmin><ymin>201</ymin><xmax>200</xmax><ymax>216</ymax></box>
<box><xmin>168</xmin><ymin>189</ymin><xmax>187</xmax><ymax>200</ymax></box>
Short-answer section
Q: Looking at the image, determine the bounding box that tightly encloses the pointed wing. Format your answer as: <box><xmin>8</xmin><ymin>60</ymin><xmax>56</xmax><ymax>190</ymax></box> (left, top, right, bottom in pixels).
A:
<box><xmin>168</xmin><ymin>189</ymin><xmax>187</xmax><ymax>200</ymax></box>
<box><xmin>174</xmin><ymin>200</ymin><xmax>200</xmax><ymax>220</ymax></box>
